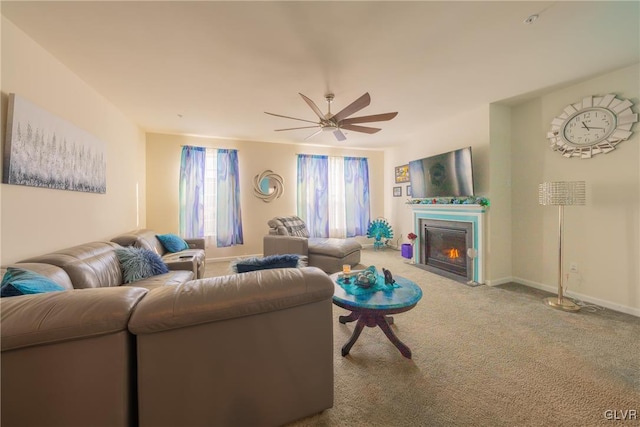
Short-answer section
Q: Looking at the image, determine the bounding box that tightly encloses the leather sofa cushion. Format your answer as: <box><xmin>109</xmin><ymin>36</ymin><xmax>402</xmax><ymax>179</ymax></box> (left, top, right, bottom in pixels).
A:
<box><xmin>111</xmin><ymin>229</ymin><xmax>165</xmax><ymax>255</ymax></box>
<box><xmin>308</xmin><ymin>238</ymin><xmax>362</xmax><ymax>258</ymax></box>
<box><xmin>1</xmin><ymin>287</ymin><xmax>148</xmax><ymax>351</ymax></box>
<box><xmin>128</xmin><ymin>267</ymin><xmax>334</xmax><ymax>335</ymax></box>
<box><xmin>21</xmin><ymin>242</ymin><xmax>123</xmax><ymax>288</ymax></box>
<box><xmin>129</xmin><ymin>270</ymin><xmax>193</xmax><ymax>290</ymax></box>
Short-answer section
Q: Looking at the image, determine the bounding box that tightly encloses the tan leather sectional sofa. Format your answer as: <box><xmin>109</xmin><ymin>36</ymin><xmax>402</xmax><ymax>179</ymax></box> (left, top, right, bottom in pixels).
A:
<box><xmin>1</xmin><ymin>238</ymin><xmax>334</xmax><ymax>427</ymax></box>
<box><xmin>111</xmin><ymin>228</ymin><xmax>207</xmax><ymax>279</ymax></box>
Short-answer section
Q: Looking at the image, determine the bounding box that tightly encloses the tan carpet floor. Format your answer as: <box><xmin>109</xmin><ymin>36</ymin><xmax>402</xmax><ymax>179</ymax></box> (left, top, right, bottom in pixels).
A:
<box><xmin>206</xmin><ymin>248</ymin><xmax>640</xmax><ymax>427</ymax></box>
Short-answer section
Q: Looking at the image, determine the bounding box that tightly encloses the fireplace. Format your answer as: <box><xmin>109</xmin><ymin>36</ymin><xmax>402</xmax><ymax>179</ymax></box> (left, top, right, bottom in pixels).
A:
<box><xmin>417</xmin><ymin>218</ymin><xmax>474</xmax><ymax>283</ymax></box>
<box><xmin>409</xmin><ymin>204</ymin><xmax>486</xmax><ymax>284</ymax></box>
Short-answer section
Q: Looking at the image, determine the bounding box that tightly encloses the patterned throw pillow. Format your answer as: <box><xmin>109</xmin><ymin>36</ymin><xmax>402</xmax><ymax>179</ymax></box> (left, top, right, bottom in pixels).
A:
<box><xmin>230</xmin><ymin>254</ymin><xmax>307</xmax><ymax>273</ymax></box>
<box><xmin>156</xmin><ymin>233</ymin><xmax>189</xmax><ymax>253</ymax></box>
<box><xmin>276</xmin><ymin>216</ymin><xmax>310</xmax><ymax>237</ymax></box>
<box><xmin>0</xmin><ymin>267</ymin><xmax>66</xmax><ymax>297</ymax></box>
<box><xmin>115</xmin><ymin>247</ymin><xmax>170</xmax><ymax>283</ymax></box>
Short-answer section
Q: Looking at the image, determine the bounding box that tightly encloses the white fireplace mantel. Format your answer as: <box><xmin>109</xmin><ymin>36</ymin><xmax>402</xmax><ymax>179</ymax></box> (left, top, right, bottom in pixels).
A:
<box><xmin>408</xmin><ymin>203</ymin><xmax>487</xmax><ymax>284</ymax></box>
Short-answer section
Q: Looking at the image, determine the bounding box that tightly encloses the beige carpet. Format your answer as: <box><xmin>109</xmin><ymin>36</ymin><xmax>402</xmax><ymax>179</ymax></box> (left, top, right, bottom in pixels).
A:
<box><xmin>206</xmin><ymin>248</ymin><xmax>640</xmax><ymax>427</ymax></box>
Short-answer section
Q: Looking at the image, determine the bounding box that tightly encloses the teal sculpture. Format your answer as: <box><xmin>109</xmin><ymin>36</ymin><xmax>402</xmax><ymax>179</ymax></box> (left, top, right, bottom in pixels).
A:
<box><xmin>367</xmin><ymin>218</ymin><xmax>394</xmax><ymax>251</ymax></box>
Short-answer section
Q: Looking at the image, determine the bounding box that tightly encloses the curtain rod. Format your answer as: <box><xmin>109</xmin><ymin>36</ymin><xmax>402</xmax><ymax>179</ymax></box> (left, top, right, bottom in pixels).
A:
<box><xmin>180</xmin><ymin>145</ymin><xmax>237</xmax><ymax>150</ymax></box>
<box><xmin>295</xmin><ymin>153</ymin><xmax>368</xmax><ymax>159</ymax></box>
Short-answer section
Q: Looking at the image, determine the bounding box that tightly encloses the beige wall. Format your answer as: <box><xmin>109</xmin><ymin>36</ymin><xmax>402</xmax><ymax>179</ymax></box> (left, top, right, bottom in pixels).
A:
<box><xmin>3</xmin><ymin>13</ymin><xmax>636</xmax><ymax>316</ymax></box>
<box><xmin>383</xmin><ymin>64</ymin><xmax>640</xmax><ymax>315</ymax></box>
<box><xmin>487</xmin><ymin>104</ymin><xmax>512</xmax><ymax>284</ymax></box>
<box><xmin>384</xmin><ymin>105</ymin><xmax>491</xmax><ymax>261</ymax></box>
<box><xmin>0</xmin><ymin>18</ymin><xmax>146</xmax><ymax>264</ymax></box>
<box><xmin>146</xmin><ymin>133</ymin><xmax>385</xmax><ymax>260</ymax></box>
<box><xmin>511</xmin><ymin>64</ymin><xmax>640</xmax><ymax>315</ymax></box>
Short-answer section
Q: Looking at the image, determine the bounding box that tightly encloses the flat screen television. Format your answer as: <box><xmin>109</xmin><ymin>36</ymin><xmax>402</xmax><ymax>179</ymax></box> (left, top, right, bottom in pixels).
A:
<box><xmin>408</xmin><ymin>147</ymin><xmax>474</xmax><ymax>198</ymax></box>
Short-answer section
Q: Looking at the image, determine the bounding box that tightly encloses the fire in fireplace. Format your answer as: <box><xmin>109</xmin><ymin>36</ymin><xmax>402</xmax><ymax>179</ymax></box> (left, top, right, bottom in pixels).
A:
<box><xmin>418</xmin><ymin>219</ymin><xmax>474</xmax><ymax>282</ymax></box>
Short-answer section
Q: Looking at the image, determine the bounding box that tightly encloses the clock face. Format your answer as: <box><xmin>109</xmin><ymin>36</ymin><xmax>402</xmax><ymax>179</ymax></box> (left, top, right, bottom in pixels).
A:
<box><xmin>562</xmin><ymin>108</ymin><xmax>616</xmax><ymax>146</ymax></box>
<box><xmin>546</xmin><ymin>94</ymin><xmax>637</xmax><ymax>159</ymax></box>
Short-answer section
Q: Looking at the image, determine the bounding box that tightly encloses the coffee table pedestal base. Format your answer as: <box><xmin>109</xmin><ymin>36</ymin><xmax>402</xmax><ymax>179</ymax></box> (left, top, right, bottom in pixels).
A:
<box><xmin>339</xmin><ymin>311</ymin><xmax>412</xmax><ymax>359</ymax></box>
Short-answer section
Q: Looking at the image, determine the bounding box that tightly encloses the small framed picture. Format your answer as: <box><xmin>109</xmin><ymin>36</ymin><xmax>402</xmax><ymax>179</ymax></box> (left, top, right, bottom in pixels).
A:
<box><xmin>395</xmin><ymin>164</ymin><xmax>410</xmax><ymax>183</ymax></box>
<box><xmin>393</xmin><ymin>186</ymin><xmax>402</xmax><ymax>197</ymax></box>
<box><xmin>407</xmin><ymin>185</ymin><xmax>412</xmax><ymax>197</ymax></box>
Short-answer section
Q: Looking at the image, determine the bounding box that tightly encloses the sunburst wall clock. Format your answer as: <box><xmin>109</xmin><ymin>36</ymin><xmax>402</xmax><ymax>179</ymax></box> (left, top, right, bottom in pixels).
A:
<box><xmin>546</xmin><ymin>94</ymin><xmax>638</xmax><ymax>158</ymax></box>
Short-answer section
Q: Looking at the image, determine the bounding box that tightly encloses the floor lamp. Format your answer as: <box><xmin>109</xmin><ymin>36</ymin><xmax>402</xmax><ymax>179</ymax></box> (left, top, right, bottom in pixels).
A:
<box><xmin>538</xmin><ymin>181</ymin><xmax>586</xmax><ymax>312</ymax></box>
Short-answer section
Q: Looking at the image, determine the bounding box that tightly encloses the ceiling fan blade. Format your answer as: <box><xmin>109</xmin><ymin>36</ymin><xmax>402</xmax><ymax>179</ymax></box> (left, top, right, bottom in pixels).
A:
<box><xmin>340</xmin><ymin>124</ymin><xmax>381</xmax><ymax>134</ymax></box>
<box><xmin>265</xmin><ymin>111</ymin><xmax>318</xmax><ymax>125</ymax></box>
<box><xmin>299</xmin><ymin>93</ymin><xmax>326</xmax><ymax>121</ymax></box>
<box><xmin>275</xmin><ymin>126</ymin><xmax>320</xmax><ymax>132</ymax></box>
<box><xmin>333</xmin><ymin>129</ymin><xmax>346</xmax><ymax>141</ymax></box>
<box><xmin>304</xmin><ymin>129</ymin><xmax>323</xmax><ymax>140</ymax></box>
<box><xmin>340</xmin><ymin>112</ymin><xmax>398</xmax><ymax>125</ymax></box>
<box><xmin>332</xmin><ymin>93</ymin><xmax>371</xmax><ymax>122</ymax></box>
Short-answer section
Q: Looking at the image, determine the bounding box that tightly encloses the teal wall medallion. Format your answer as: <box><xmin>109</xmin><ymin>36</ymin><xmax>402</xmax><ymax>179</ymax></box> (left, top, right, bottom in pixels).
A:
<box><xmin>253</xmin><ymin>170</ymin><xmax>284</xmax><ymax>202</ymax></box>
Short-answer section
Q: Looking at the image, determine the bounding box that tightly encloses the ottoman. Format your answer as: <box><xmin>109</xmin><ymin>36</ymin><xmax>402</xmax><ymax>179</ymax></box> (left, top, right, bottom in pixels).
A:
<box><xmin>308</xmin><ymin>238</ymin><xmax>362</xmax><ymax>273</ymax></box>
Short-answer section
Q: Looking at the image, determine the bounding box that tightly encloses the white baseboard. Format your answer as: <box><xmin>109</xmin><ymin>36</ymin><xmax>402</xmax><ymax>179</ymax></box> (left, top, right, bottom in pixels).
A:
<box><xmin>485</xmin><ymin>276</ymin><xmax>513</xmax><ymax>286</ymax></box>
<box><xmin>202</xmin><ymin>256</ymin><xmax>638</xmax><ymax>317</ymax></box>
<box><xmin>512</xmin><ymin>276</ymin><xmax>640</xmax><ymax>318</ymax></box>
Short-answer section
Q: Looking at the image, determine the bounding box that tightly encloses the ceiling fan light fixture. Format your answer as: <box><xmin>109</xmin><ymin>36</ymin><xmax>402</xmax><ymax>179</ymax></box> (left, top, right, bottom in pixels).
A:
<box><xmin>265</xmin><ymin>92</ymin><xmax>397</xmax><ymax>142</ymax></box>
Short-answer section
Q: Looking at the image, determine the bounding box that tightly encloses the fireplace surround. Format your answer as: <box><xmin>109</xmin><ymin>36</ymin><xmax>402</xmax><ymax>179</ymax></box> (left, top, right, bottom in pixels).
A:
<box><xmin>409</xmin><ymin>204</ymin><xmax>486</xmax><ymax>284</ymax></box>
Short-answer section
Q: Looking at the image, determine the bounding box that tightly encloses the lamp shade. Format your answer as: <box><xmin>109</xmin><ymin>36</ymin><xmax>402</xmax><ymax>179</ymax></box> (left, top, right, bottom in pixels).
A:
<box><xmin>538</xmin><ymin>181</ymin><xmax>586</xmax><ymax>206</ymax></box>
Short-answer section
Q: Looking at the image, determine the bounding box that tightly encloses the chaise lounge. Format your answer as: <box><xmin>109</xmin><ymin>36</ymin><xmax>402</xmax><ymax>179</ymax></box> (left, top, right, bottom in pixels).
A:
<box><xmin>263</xmin><ymin>216</ymin><xmax>362</xmax><ymax>274</ymax></box>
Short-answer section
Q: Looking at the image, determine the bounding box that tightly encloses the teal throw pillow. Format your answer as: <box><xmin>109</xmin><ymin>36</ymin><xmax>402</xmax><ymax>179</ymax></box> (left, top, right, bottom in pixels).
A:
<box><xmin>0</xmin><ymin>267</ymin><xmax>66</xmax><ymax>298</ymax></box>
<box><xmin>156</xmin><ymin>233</ymin><xmax>189</xmax><ymax>253</ymax></box>
<box><xmin>115</xmin><ymin>247</ymin><xmax>170</xmax><ymax>283</ymax></box>
<box><xmin>231</xmin><ymin>254</ymin><xmax>306</xmax><ymax>274</ymax></box>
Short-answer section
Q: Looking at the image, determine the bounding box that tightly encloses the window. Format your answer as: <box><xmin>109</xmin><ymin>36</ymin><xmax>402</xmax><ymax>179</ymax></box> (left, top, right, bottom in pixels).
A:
<box><xmin>179</xmin><ymin>146</ymin><xmax>243</xmax><ymax>247</ymax></box>
<box><xmin>297</xmin><ymin>154</ymin><xmax>370</xmax><ymax>238</ymax></box>
<box><xmin>203</xmin><ymin>149</ymin><xmax>217</xmax><ymax>238</ymax></box>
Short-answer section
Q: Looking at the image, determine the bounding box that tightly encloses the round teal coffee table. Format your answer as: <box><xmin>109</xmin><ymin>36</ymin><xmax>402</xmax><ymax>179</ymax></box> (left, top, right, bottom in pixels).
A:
<box><xmin>330</xmin><ymin>272</ymin><xmax>423</xmax><ymax>359</ymax></box>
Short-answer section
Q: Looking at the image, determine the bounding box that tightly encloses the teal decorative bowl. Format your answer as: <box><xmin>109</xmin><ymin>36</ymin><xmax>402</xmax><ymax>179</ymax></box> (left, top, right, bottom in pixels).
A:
<box><xmin>355</xmin><ymin>266</ymin><xmax>378</xmax><ymax>288</ymax></box>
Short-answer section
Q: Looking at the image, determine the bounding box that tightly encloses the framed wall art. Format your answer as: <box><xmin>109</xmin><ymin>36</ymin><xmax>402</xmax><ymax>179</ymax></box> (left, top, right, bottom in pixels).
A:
<box><xmin>395</xmin><ymin>164</ymin><xmax>409</xmax><ymax>183</ymax></box>
<box><xmin>407</xmin><ymin>185</ymin><xmax>412</xmax><ymax>197</ymax></box>
<box><xmin>393</xmin><ymin>186</ymin><xmax>402</xmax><ymax>197</ymax></box>
<box><xmin>3</xmin><ymin>93</ymin><xmax>106</xmax><ymax>194</ymax></box>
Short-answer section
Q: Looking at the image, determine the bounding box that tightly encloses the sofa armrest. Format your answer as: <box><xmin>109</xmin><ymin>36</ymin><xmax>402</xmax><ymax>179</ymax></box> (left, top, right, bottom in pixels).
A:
<box><xmin>263</xmin><ymin>235</ymin><xmax>309</xmax><ymax>257</ymax></box>
<box><xmin>128</xmin><ymin>267</ymin><xmax>332</xmax><ymax>334</ymax></box>
<box><xmin>1</xmin><ymin>287</ymin><xmax>148</xmax><ymax>352</ymax></box>
<box><xmin>184</xmin><ymin>238</ymin><xmax>205</xmax><ymax>250</ymax></box>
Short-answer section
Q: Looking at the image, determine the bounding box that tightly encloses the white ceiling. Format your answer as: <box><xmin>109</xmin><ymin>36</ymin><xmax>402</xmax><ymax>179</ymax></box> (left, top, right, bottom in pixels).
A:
<box><xmin>2</xmin><ymin>1</ymin><xmax>639</xmax><ymax>149</ymax></box>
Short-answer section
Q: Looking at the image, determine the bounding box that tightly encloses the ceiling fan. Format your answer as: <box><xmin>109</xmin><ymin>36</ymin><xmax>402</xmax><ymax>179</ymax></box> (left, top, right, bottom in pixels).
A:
<box><xmin>265</xmin><ymin>92</ymin><xmax>397</xmax><ymax>142</ymax></box>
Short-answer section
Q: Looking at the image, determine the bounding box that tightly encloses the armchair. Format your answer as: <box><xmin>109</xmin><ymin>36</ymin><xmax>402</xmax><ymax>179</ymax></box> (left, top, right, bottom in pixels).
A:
<box><xmin>264</xmin><ymin>216</ymin><xmax>362</xmax><ymax>274</ymax></box>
